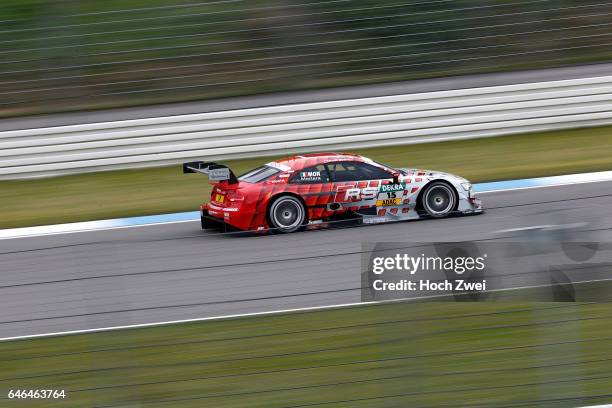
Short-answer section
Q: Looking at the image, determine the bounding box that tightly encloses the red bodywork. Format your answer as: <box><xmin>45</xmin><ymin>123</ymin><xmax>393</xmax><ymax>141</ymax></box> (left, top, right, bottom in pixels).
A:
<box><xmin>202</xmin><ymin>152</ymin><xmax>396</xmax><ymax>231</ymax></box>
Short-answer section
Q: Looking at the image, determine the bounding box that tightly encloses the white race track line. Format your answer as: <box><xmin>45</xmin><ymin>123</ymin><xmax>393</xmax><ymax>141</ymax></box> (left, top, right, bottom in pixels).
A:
<box><xmin>580</xmin><ymin>405</ymin><xmax>612</xmax><ymax>408</ymax></box>
<box><xmin>473</xmin><ymin>169</ymin><xmax>612</xmax><ymax>194</ymax></box>
<box><xmin>1</xmin><ymin>170</ymin><xmax>611</xmax><ymax>240</ymax></box>
<box><xmin>2</xmin><ymin>276</ymin><xmax>612</xmax><ymax>343</ymax></box>
<box><xmin>1</xmin><ymin>169</ymin><xmax>611</xmax><ymax>342</ymax></box>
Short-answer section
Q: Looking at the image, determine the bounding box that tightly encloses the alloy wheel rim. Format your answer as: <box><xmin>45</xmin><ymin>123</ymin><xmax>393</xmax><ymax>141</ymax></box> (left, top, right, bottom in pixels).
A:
<box><xmin>425</xmin><ymin>185</ymin><xmax>454</xmax><ymax>215</ymax></box>
<box><xmin>273</xmin><ymin>199</ymin><xmax>303</xmax><ymax>229</ymax></box>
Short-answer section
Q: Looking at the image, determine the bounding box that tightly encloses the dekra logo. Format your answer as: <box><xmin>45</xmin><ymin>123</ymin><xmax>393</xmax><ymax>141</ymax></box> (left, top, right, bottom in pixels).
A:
<box><xmin>380</xmin><ymin>183</ymin><xmax>406</xmax><ymax>192</ymax></box>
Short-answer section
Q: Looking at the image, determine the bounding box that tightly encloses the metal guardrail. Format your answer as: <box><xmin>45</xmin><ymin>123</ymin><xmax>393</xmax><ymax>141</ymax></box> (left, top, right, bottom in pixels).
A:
<box><xmin>1</xmin><ymin>74</ymin><xmax>612</xmax><ymax>179</ymax></box>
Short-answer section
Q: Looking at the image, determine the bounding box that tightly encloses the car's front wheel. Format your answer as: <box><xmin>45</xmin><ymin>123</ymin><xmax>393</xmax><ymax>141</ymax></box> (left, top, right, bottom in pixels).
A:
<box><xmin>421</xmin><ymin>182</ymin><xmax>457</xmax><ymax>218</ymax></box>
<box><xmin>268</xmin><ymin>195</ymin><xmax>306</xmax><ymax>233</ymax></box>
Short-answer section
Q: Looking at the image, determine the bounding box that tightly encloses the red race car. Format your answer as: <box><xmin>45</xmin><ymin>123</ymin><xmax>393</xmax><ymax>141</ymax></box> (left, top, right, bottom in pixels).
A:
<box><xmin>183</xmin><ymin>152</ymin><xmax>482</xmax><ymax>233</ymax></box>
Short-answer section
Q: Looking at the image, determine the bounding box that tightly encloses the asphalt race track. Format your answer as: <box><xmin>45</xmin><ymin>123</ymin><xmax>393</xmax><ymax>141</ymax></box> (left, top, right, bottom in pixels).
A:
<box><xmin>1</xmin><ymin>181</ymin><xmax>611</xmax><ymax>339</ymax></box>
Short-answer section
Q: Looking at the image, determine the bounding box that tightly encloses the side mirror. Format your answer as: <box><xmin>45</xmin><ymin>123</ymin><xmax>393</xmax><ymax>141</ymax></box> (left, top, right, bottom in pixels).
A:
<box><xmin>392</xmin><ymin>171</ymin><xmax>400</xmax><ymax>184</ymax></box>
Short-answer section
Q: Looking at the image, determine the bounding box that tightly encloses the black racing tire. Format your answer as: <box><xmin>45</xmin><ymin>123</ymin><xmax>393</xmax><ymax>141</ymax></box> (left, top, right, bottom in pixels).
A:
<box><xmin>420</xmin><ymin>181</ymin><xmax>457</xmax><ymax>218</ymax></box>
<box><xmin>268</xmin><ymin>195</ymin><xmax>306</xmax><ymax>233</ymax></box>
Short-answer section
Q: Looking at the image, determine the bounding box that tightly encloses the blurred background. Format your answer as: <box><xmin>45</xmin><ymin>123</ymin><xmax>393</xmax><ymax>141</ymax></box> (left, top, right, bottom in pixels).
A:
<box><xmin>2</xmin><ymin>2</ymin><xmax>612</xmax><ymax>407</ymax></box>
<box><xmin>2</xmin><ymin>0</ymin><xmax>612</xmax><ymax>228</ymax></box>
<box><xmin>2</xmin><ymin>0</ymin><xmax>612</xmax><ymax>117</ymax></box>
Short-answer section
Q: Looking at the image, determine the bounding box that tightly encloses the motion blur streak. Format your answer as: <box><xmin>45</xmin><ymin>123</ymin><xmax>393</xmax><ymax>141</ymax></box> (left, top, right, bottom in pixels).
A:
<box><xmin>1</xmin><ymin>0</ymin><xmax>612</xmax><ymax>117</ymax></box>
<box><xmin>0</xmin><ymin>180</ymin><xmax>610</xmax><ymax>339</ymax></box>
<box><xmin>2</xmin><ymin>1</ymin><xmax>612</xmax><ymax>406</ymax></box>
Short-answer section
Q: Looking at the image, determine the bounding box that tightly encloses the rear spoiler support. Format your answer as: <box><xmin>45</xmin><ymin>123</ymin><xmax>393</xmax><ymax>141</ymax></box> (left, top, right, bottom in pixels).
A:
<box><xmin>182</xmin><ymin>161</ymin><xmax>238</xmax><ymax>184</ymax></box>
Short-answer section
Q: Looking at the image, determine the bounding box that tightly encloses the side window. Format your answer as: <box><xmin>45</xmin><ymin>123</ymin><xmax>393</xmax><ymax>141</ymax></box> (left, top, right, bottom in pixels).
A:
<box><xmin>326</xmin><ymin>162</ymin><xmax>358</xmax><ymax>182</ymax></box>
<box><xmin>327</xmin><ymin>161</ymin><xmax>392</xmax><ymax>182</ymax></box>
<box><xmin>357</xmin><ymin>162</ymin><xmax>393</xmax><ymax>180</ymax></box>
<box><xmin>289</xmin><ymin>164</ymin><xmax>330</xmax><ymax>184</ymax></box>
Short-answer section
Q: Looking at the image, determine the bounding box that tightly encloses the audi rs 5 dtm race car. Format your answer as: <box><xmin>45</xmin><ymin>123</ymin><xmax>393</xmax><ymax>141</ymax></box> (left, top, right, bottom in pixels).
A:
<box><xmin>183</xmin><ymin>152</ymin><xmax>483</xmax><ymax>233</ymax></box>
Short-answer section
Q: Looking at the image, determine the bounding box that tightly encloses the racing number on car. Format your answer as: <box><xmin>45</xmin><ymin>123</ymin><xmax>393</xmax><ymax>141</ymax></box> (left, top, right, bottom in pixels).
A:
<box><xmin>375</xmin><ymin>183</ymin><xmax>405</xmax><ymax>206</ymax></box>
<box><xmin>376</xmin><ymin>193</ymin><xmax>401</xmax><ymax>206</ymax></box>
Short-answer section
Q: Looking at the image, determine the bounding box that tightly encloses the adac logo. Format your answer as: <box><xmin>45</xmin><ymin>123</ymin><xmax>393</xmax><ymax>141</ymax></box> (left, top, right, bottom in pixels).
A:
<box><xmin>380</xmin><ymin>183</ymin><xmax>406</xmax><ymax>193</ymax></box>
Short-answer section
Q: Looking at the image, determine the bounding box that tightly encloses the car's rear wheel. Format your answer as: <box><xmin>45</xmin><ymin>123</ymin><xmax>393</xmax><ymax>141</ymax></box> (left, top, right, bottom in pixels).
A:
<box><xmin>421</xmin><ymin>182</ymin><xmax>456</xmax><ymax>218</ymax></box>
<box><xmin>269</xmin><ymin>195</ymin><xmax>305</xmax><ymax>233</ymax></box>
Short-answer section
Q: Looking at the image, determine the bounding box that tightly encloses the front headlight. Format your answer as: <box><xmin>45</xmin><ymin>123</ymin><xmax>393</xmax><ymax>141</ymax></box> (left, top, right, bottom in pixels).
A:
<box><xmin>461</xmin><ymin>182</ymin><xmax>472</xmax><ymax>191</ymax></box>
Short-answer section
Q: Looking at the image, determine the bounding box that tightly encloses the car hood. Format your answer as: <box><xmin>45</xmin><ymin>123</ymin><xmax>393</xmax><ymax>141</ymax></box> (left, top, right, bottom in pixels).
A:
<box><xmin>396</xmin><ymin>168</ymin><xmax>468</xmax><ymax>183</ymax></box>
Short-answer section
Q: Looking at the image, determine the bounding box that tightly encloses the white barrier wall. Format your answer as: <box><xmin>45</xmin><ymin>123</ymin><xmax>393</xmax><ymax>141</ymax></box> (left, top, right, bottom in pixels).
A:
<box><xmin>2</xmin><ymin>75</ymin><xmax>612</xmax><ymax>179</ymax></box>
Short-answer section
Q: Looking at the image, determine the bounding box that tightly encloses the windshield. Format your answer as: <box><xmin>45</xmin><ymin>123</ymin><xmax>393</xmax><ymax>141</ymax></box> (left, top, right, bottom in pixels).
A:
<box><xmin>238</xmin><ymin>165</ymin><xmax>281</xmax><ymax>183</ymax></box>
<box><xmin>371</xmin><ymin>160</ymin><xmax>399</xmax><ymax>173</ymax></box>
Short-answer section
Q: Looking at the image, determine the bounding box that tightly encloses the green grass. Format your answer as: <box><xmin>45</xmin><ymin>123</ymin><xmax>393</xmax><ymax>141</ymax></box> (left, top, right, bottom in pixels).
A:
<box><xmin>2</xmin><ymin>125</ymin><xmax>612</xmax><ymax>229</ymax></box>
<box><xmin>1</xmin><ymin>300</ymin><xmax>611</xmax><ymax>407</ymax></box>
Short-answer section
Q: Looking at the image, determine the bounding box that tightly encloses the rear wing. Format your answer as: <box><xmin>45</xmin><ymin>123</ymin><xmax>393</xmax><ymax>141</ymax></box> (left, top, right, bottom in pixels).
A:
<box><xmin>182</xmin><ymin>161</ymin><xmax>238</xmax><ymax>184</ymax></box>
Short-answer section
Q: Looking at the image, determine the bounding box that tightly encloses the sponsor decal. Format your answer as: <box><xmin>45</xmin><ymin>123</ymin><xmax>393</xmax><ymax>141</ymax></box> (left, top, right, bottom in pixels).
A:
<box><xmin>344</xmin><ymin>187</ymin><xmax>378</xmax><ymax>201</ymax></box>
<box><xmin>300</xmin><ymin>171</ymin><xmax>322</xmax><ymax>182</ymax></box>
<box><xmin>343</xmin><ymin>187</ymin><xmax>378</xmax><ymax>201</ymax></box>
<box><xmin>208</xmin><ymin>167</ymin><xmax>230</xmax><ymax>181</ymax></box>
<box><xmin>377</xmin><ymin>182</ymin><xmax>406</xmax><ymax>204</ymax></box>
<box><xmin>363</xmin><ymin>216</ymin><xmax>387</xmax><ymax>224</ymax></box>
<box><xmin>339</xmin><ymin>183</ymin><xmax>408</xmax><ymax>204</ymax></box>
<box><xmin>267</xmin><ymin>162</ymin><xmax>291</xmax><ymax>171</ymax></box>
<box><xmin>376</xmin><ymin>198</ymin><xmax>402</xmax><ymax>206</ymax></box>
<box><xmin>380</xmin><ymin>183</ymin><xmax>406</xmax><ymax>192</ymax></box>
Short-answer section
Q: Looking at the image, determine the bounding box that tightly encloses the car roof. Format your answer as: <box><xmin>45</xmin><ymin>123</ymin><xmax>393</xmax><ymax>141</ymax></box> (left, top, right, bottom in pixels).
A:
<box><xmin>269</xmin><ymin>152</ymin><xmax>367</xmax><ymax>170</ymax></box>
